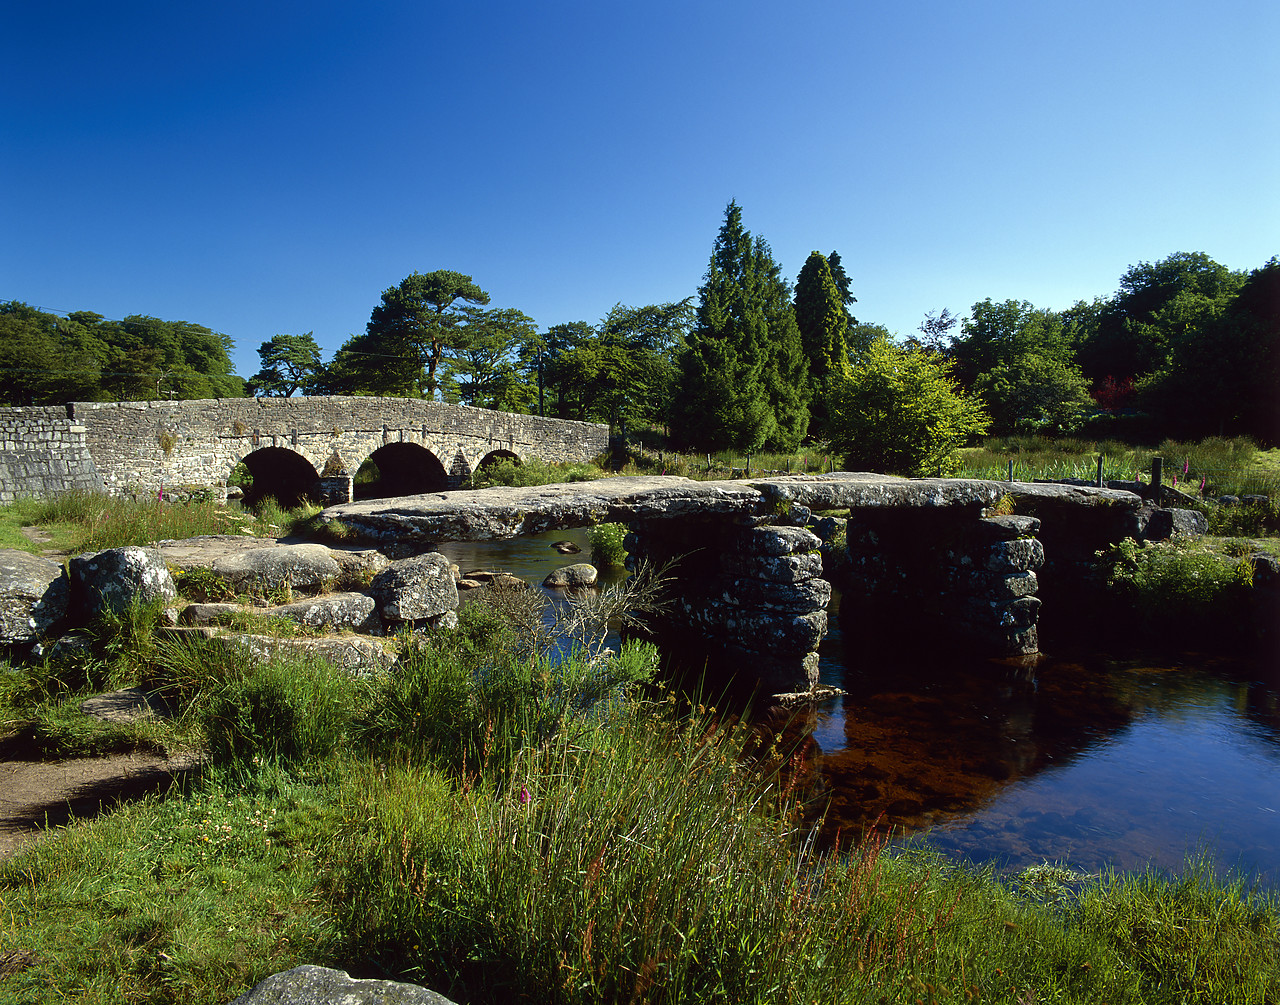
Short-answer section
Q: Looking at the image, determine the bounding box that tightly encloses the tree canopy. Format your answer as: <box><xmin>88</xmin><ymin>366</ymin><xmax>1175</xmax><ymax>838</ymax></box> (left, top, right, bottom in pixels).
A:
<box><xmin>827</xmin><ymin>334</ymin><xmax>988</xmax><ymax>476</ymax></box>
<box><xmin>248</xmin><ymin>333</ymin><xmax>323</xmax><ymax>397</ymax></box>
<box><xmin>670</xmin><ymin>202</ymin><xmax>809</xmax><ymax>452</ymax></box>
<box><xmin>0</xmin><ymin>302</ymin><xmax>244</xmax><ymax>404</ymax></box>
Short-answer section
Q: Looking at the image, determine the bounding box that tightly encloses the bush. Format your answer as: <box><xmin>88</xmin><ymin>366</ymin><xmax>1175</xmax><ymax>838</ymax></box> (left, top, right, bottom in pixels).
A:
<box><xmin>588</xmin><ymin>523</ymin><xmax>627</xmax><ymax>568</ymax></box>
<box><xmin>827</xmin><ymin>336</ymin><xmax>989</xmax><ymax>476</ymax></box>
<box><xmin>1095</xmin><ymin>536</ymin><xmax>1255</xmax><ymax>640</ymax></box>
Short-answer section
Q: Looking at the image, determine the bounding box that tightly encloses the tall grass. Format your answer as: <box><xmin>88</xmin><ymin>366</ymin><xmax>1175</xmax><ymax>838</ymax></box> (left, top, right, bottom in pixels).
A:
<box><xmin>0</xmin><ymin>490</ymin><xmax>327</xmax><ymax>555</ymax></box>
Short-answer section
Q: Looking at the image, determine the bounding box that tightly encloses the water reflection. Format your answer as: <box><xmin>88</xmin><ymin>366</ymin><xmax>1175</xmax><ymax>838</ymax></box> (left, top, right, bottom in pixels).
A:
<box><xmin>426</xmin><ymin>532</ymin><xmax>1280</xmax><ymax>887</ymax></box>
<box><xmin>816</xmin><ymin>607</ymin><xmax>1280</xmax><ymax>886</ymax></box>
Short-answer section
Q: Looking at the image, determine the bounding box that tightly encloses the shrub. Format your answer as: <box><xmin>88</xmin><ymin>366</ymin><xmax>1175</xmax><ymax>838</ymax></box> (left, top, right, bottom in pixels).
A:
<box><xmin>827</xmin><ymin>336</ymin><xmax>989</xmax><ymax>476</ymax></box>
<box><xmin>588</xmin><ymin>522</ymin><xmax>627</xmax><ymax>568</ymax></box>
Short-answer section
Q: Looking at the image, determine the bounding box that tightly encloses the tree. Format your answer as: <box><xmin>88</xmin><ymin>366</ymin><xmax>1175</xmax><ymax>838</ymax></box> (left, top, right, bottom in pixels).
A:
<box><xmin>671</xmin><ymin>201</ymin><xmax>809</xmax><ymax>453</ymax></box>
<box><xmin>450</xmin><ymin>308</ymin><xmax>538</xmax><ymax>410</ymax></box>
<box><xmin>1077</xmin><ymin>252</ymin><xmax>1245</xmax><ymax>385</ymax></box>
<box><xmin>827</xmin><ymin>334</ymin><xmax>988</xmax><ymax>476</ymax></box>
<box><xmin>248</xmin><ymin>332</ymin><xmax>323</xmax><ymax>397</ymax></box>
<box><xmin>950</xmin><ymin>299</ymin><xmax>1091</xmax><ymax>435</ymax></box>
<box><xmin>1137</xmin><ymin>256</ymin><xmax>1280</xmax><ymax>442</ymax></box>
<box><xmin>913</xmin><ymin>308</ymin><xmax>959</xmax><ymax>353</ymax></box>
<box><xmin>973</xmin><ymin>355</ymin><xmax>1093</xmax><ymax>435</ymax></box>
<box><xmin>327</xmin><ymin>271</ymin><xmax>493</xmax><ymax>399</ymax></box>
<box><xmin>793</xmin><ymin>252</ymin><xmax>849</xmax><ymax>438</ymax></box>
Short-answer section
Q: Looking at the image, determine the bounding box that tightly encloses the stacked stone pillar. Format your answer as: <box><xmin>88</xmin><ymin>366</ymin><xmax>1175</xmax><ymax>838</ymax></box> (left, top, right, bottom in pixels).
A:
<box><xmin>625</xmin><ymin>517</ymin><xmax>830</xmax><ymax>693</ymax></box>
<box><xmin>840</xmin><ymin>509</ymin><xmax>1045</xmax><ymax>656</ymax></box>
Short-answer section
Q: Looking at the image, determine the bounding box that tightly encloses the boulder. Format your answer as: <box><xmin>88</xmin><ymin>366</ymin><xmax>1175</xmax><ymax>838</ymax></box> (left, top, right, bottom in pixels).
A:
<box><xmin>201</xmin><ymin>631</ymin><xmax>396</xmax><ymax>674</ymax></box>
<box><xmin>69</xmin><ymin>546</ymin><xmax>176</xmax><ymax>622</ymax></box>
<box><xmin>1141</xmin><ymin>507</ymin><xmax>1208</xmax><ymax>542</ymax></box>
<box><xmin>267</xmin><ymin>592</ymin><xmax>381</xmax><ymax>633</ymax></box>
<box><xmin>0</xmin><ymin>549</ymin><xmax>69</xmax><ymax>644</ymax></box>
<box><xmin>543</xmin><ymin>563</ymin><xmax>598</xmax><ymax>588</ymax></box>
<box><xmin>372</xmin><ymin>553</ymin><xmax>459</xmax><ymax>623</ymax></box>
<box><xmin>80</xmin><ymin>688</ymin><xmax>156</xmax><ymax>724</ymax></box>
<box><xmin>228</xmin><ymin>965</ymin><xmax>456</xmax><ymax>1005</ymax></box>
<box><xmin>211</xmin><ymin>544</ymin><xmax>341</xmax><ymax>594</ymax></box>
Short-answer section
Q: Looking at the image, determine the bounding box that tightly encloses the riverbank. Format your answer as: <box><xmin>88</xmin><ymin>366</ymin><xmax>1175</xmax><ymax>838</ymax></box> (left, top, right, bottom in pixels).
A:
<box><xmin>3</xmin><ymin>589</ymin><xmax>1278</xmax><ymax>1004</ymax></box>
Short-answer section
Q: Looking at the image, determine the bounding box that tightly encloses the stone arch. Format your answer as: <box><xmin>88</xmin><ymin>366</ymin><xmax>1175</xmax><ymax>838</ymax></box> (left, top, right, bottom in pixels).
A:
<box><xmin>356</xmin><ymin>442</ymin><xmax>448</xmax><ymax>501</ymax></box>
<box><xmin>476</xmin><ymin>448</ymin><xmax>520</xmax><ymax>474</ymax></box>
<box><xmin>236</xmin><ymin>447</ymin><xmax>322</xmax><ymax>508</ymax></box>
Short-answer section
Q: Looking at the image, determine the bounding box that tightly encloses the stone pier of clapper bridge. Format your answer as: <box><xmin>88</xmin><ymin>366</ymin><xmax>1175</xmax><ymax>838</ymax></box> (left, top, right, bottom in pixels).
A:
<box><xmin>318</xmin><ymin>474</ymin><xmax>1142</xmax><ymax>695</ymax></box>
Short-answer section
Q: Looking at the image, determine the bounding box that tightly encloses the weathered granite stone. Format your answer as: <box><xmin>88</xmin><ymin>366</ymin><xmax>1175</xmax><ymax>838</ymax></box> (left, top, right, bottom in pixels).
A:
<box><xmin>730</xmin><ymin>525</ymin><xmax>822</xmax><ymax>557</ymax></box>
<box><xmin>974</xmin><ymin>515</ymin><xmax>1042</xmax><ymax>540</ymax></box>
<box><xmin>717</xmin><ymin>576</ymin><xmax>832</xmax><ymax>613</ymax></box>
<box><xmin>984</xmin><ymin>539</ymin><xmax>1045</xmax><ymax>573</ymax></box>
<box><xmin>268</xmin><ymin>592</ymin><xmax>381</xmax><ymax>633</ymax></box>
<box><xmin>543</xmin><ymin>563</ymin><xmax>598</xmax><ymax>588</ymax></box>
<box><xmin>69</xmin><ymin>546</ymin><xmax>176</xmax><ymax>621</ymax></box>
<box><xmin>81</xmin><ymin>688</ymin><xmax>155</xmax><ymax>723</ymax></box>
<box><xmin>228</xmin><ymin>964</ymin><xmax>456</xmax><ymax>1005</ymax></box>
<box><xmin>962</xmin><ymin>570</ymin><xmax>1039</xmax><ymax>602</ymax></box>
<box><xmin>178</xmin><ymin>602</ymin><xmax>243</xmax><ymax>626</ymax></box>
<box><xmin>1141</xmin><ymin>507</ymin><xmax>1208</xmax><ymax>541</ymax></box>
<box><xmin>200</xmin><ymin>631</ymin><xmax>396</xmax><ymax>673</ymax></box>
<box><xmin>372</xmin><ymin>553</ymin><xmax>459</xmax><ymax>622</ymax></box>
<box><xmin>0</xmin><ymin>549</ymin><xmax>69</xmax><ymax>644</ymax></box>
<box><xmin>722</xmin><ymin>550</ymin><xmax>823</xmax><ymax>583</ymax></box>
<box><xmin>211</xmin><ymin>544</ymin><xmax>342</xmax><ymax>594</ymax></box>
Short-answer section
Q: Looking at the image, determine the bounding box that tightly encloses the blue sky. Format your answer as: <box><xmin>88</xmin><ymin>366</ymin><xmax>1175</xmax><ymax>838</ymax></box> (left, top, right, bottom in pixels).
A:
<box><xmin>4</xmin><ymin>1</ymin><xmax>1277</xmax><ymax>381</ymax></box>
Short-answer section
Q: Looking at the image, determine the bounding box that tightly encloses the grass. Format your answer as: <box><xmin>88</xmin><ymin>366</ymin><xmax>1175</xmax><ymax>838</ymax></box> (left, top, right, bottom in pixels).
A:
<box><xmin>3</xmin><ymin>587</ymin><xmax>1278</xmax><ymax>1004</ymax></box>
<box><xmin>0</xmin><ymin>491</ymin><xmax>327</xmax><ymax>556</ymax></box>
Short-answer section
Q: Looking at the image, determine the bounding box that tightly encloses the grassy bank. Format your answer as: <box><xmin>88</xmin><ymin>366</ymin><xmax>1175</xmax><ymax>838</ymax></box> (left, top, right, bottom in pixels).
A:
<box><xmin>3</xmin><ymin>593</ymin><xmax>1278</xmax><ymax>1003</ymax></box>
<box><xmin>0</xmin><ymin>491</ymin><xmax>328</xmax><ymax>555</ymax></box>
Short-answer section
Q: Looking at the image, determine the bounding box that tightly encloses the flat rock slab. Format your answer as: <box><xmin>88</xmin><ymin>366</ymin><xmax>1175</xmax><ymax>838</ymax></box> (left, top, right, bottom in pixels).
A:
<box><xmin>159</xmin><ymin>536</ymin><xmax>389</xmax><ymax>580</ymax></box>
<box><xmin>316</xmin><ymin>473</ymin><xmax>1109</xmax><ymax>546</ymax></box>
<box><xmin>80</xmin><ymin>688</ymin><xmax>155</xmax><ymax>724</ymax></box>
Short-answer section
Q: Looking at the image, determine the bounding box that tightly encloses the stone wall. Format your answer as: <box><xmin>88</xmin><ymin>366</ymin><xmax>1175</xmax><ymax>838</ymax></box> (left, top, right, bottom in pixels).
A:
<box><xmin>0</xmin><ymin>397</ymin><xmax>608</xmax><ymax>499</ymax></box>
<box><xmin>0</xmin><ymin>406</ymin><xmax>101</xmax><ymax>503</ymax></box>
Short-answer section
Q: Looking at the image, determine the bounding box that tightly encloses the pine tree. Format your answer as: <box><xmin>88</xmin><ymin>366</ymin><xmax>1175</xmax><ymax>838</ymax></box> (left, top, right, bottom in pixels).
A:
<box><xmin>671</xmin><ymin>202</ymin><xmax>809</xmax><ymax>452</ymax></box>
<box><xmin>793</xmin><ymin>252</ymin><xmax>851</xmax><ymax>438</ymax></box>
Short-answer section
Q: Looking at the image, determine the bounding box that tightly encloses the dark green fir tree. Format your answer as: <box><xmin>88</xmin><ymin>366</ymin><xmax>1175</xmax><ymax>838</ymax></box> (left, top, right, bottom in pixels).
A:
<box><xmin>671</xmin><ymin>202</ymin><xmax>809</xmax><ymax>452</ymax></box>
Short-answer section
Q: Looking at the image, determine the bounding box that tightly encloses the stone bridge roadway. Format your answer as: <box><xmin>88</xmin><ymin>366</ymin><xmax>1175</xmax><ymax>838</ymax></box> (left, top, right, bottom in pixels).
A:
<box><xmin>320</xmin><ymin>473</ymin><xmax>1141</xmax><ymax>692</ymax></box>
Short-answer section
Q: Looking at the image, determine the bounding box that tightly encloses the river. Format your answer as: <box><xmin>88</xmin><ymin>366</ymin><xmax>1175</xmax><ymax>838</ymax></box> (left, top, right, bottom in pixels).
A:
<box><xmin>434</xmin><ymin>528</ymin><xmax>1280</xmax><ymax>888</ymax></box>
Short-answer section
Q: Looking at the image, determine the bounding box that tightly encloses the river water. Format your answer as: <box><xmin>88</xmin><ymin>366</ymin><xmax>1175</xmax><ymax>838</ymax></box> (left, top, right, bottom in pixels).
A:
<box><xmin>434</xmin><ymin>529</ymin><xmax>1280</xmax><ymax>888</ymax></box>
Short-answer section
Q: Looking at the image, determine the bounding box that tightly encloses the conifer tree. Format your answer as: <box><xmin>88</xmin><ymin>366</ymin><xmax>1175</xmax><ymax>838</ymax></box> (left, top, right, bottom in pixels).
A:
<box><xmin>671</xmin><ymin>202</ymin><xmax>809</xmax><ymax>452</ymax></box>
<box><xmin>793</xmin><ymin>251</ymin><xmax>851</xmax><ymax>438</ymax></box>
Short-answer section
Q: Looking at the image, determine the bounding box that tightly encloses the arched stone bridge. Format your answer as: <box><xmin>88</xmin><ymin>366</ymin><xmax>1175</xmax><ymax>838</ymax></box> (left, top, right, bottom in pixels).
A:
<box><xmin>0</xmin><ymin>397</ymin><xmax>608</xmax><ymax>505</ymax></box>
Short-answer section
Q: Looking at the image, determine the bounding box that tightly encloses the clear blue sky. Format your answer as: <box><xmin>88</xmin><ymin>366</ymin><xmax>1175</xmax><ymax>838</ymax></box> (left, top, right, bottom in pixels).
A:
<box><xmin>4</xmin><ymin>0</ymin><xmax>1277</xmax><ymax>381</ymax></box>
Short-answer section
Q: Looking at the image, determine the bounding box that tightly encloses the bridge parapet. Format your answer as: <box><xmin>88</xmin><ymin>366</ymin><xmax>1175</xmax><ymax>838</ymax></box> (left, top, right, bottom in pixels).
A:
<box><xmin>0</xmin><ymin>397</ymin><xmax>607</xmax><ymax>500</ymax></box>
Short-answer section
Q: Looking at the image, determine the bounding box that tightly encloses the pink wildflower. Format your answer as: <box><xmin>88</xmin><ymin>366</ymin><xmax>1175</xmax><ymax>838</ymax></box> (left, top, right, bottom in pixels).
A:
<box><xmin>519</xmin><ymin>785</ymin><xmax>530</xmax><ymax>805</ymax></box>
<box><xmin>1183</xmin><ymin>458</ymin><xmax>1190</xmax><ymax>475</ymax></box>
<box><xmin>1200</xmin><ymin>477</ymin><xmax>1206</xmax><ymax>494</ymax></box>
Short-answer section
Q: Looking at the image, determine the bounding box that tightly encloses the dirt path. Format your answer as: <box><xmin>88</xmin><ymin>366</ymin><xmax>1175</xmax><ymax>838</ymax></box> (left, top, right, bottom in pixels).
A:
<box><xmin>0</xmin><ymin>752</ymin><xmax>200</xmax><ymax>861</ymax></box>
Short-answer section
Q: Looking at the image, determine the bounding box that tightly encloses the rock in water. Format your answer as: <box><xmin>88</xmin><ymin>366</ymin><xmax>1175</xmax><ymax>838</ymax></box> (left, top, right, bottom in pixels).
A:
<box><xmin>543</xmin><ymin>563</ymin><xmax>598</xmax><ymax>588</ymax></box>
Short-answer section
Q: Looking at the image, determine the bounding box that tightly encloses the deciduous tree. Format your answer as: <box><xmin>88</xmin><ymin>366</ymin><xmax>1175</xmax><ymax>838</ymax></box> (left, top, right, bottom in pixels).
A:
<box><xmin>827</xmin><ymin>334</ymin><xmax>988</xmax><ymax>476</ymax></box>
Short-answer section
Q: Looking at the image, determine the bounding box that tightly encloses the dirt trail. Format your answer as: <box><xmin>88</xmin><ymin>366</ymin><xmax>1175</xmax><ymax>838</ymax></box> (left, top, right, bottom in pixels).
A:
<box><xmin>0</xmin><ymin>751</ymin><xmax>199</xmax><ymax>861</ymax></box>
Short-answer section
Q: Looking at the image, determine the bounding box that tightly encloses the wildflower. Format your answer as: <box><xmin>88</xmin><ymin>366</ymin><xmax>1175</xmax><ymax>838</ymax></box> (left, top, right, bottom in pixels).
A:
<box><xmin>1200</xmin><ymin>477</ymin><xmax>1206</xmax><ymax>493</ymax></box>
<box><xmin>519</xmin><ymin>785</ymin><xmax>531</xmax><ymax>805</ymax></box>
<box><xmin>1184</xmin><ymin>458</ymin><xmax>1190</xmax><ymax>475</ymax></box>
<box><xmin>1172</xmin><ymin>474</ymin><xmax>1178</xmax><ymax>487</ymax></box>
